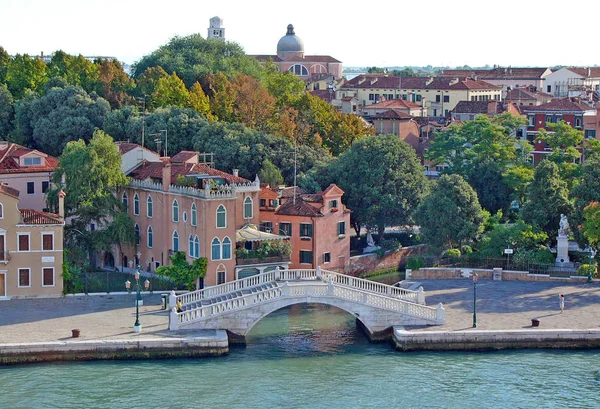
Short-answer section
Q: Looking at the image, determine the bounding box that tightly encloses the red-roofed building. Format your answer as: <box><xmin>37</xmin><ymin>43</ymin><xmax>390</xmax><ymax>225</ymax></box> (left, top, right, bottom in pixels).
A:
<box><xmin>544</xmin><ymin>67</ymin><xmax>600</xmax><ymax>99</ymax></box>
<box><xmin>259</xmin><ymin>184</ymin><xmax>350</xmax><ymax>271</ymax></box>
<box><xmin>521</xmin><ymin>99</ymin><xmax>600</xmax><ymax>164</ymax></box>
<box><xmin>505</xmin><ymin>87</ymin><xmax>553</xmax><ymax>107</ymax></box>
<box><xmin>338</xmin><ymin>74</ymin><xmax>501</xmax><ymax>116</ymax></box>
<box><xmin>361</xmin><ymin>99</ymin><xmax>425</xmax><ymax>117</ymax></box>
<box><xmin>0</xmin><ymin>142</ymin><xmax>58</xmax><ymax>211</ymax></box>
<box><xmin>0</xmin><ymin>185</ymin><xmax>65</xmax><ymax>298</ymax></box>
<box><xmin>116</xmin><ymin>146</ymin><xmax>275</xmax><ymax>287</ymax></box>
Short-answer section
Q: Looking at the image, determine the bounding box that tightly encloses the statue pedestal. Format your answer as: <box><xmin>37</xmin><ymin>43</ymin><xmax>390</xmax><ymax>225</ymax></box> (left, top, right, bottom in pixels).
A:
<box><xmin>555</xmin><ymin>235</ymin><xmax>573</xmax><ymax>266</ymax></box>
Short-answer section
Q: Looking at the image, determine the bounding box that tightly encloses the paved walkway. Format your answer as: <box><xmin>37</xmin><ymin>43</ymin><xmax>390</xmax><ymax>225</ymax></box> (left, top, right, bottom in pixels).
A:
<box><xmin>0</xmin><ymin>280</ymin><xmax>599</xmax><ymax>343</ymax></box>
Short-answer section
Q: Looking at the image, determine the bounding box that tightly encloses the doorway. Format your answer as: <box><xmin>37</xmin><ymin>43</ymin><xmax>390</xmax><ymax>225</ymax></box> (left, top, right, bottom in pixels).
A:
<box><xmin>0</xmin><ymin>273</ymin><xmax>5</xmax><ymax>297</ymax></box>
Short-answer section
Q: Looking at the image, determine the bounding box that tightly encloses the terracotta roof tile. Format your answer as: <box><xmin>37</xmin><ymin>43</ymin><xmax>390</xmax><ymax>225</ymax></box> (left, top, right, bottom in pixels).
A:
<box><xmin>343</xmin><ymin>75</ymin><xmax>500</xmax><ymax>91</ymax></box>
<box><xmin>171</xmin><ymin>151</ymin><xmax>198</xmax><ymax>163</ymax></box>
<box><xmin>505</xmin><ymin>88</ymin><xmax>552</xmax><ymax>101</ymax></box>
<box><xmin>440</xmin><ymin>67</ymin><xmax>550</xmax><ymax>80</ymax></box>
<box><xmin>128</xmin><ymin>159</ymin><xmax>250</xmax><ymax>184</ymax></box>
<box><xmin>520</xmin><ymin>99</ymin><xmax>594</xmax><ymax>113</ymax></box>
<box><xmin>275</xmin><ymin>200</ymin><xmax>323</xmax><ymax>217</ymax></box>
<box><xmin>20</xmin><ymin>209</ymin><xmax>63</xmax><ymax>225</ymax></box>
<box><xmin>0</xmin><ymin>143</ymin><xmax>58</xmax><ymax>174</ymax></box>
<box><xmin>566</xmin><ymin>67</ymin><xmax>600</xmax><ymax>78</ymax></box>
<box><xmin>115</xmin><ymin>142</ymin><xmax>140</xmax><ymax>154</ymax></box>
<box><xmin>0</xmin><ymin>184</ymin><xmax>19</xmax><ymax>199</ymax></box>
<box><xmin>280</xmin><ymin>186</ymin><xmax>305</xmax><ymax>198</ymax></box>
<box><xmin>364</xmin><ymin>99</ymin><xmax>421</xmax><ymax>110</ymax></box>
<box><xmin>370</xmin><ymin>109</ymin><xmax>414</xmax><ymax>120</ymax></box>
<box><xmin>301</xmin><ymin>194</ymin><xmax>323</xmax><ymax>203</ymax></box>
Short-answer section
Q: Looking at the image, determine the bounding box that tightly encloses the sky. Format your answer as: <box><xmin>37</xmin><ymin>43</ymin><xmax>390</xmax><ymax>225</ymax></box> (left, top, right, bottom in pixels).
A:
<box><xmin>2</xmin><ymin>0</ymin><xmax>599</xmax><ymax>69</ymax></box>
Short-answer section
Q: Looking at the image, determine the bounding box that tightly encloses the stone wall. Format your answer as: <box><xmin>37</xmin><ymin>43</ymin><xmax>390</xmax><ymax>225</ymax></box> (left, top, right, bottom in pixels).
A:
<box><xmin>408</xmin><ymin>267</ymin><xmax>589</xmax><ymax>283</ymax></box>
<box><xmin>345</xmin><ymin>245</ymin><xmax>429</xmax><ymax>277</ymax></box>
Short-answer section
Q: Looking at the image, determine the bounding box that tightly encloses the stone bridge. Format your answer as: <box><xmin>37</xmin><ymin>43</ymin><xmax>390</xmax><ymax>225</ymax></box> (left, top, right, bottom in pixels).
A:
<box><xmin>168</xmin><ymin>269</ymin><xmax>445</xmax><ymax>341</ymax></box>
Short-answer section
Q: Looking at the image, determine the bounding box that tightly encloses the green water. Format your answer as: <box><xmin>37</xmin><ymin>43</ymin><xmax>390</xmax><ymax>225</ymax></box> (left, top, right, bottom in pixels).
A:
<box><xmin>1</xmin><ymin>304</ymin><xmax>599</xmax><ymax>409</ymax></box>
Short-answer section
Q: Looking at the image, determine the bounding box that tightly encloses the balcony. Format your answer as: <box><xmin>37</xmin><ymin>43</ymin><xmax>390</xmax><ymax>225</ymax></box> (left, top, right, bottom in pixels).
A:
<box><xmin>236</xmin><ymin>254</ymin><xmax>291</xmax><ymax>266</ymax></box>
<box><xmin>235</xmin><ymin>240</ymin><xmax>292</xmax><ymax>266</ymax></box>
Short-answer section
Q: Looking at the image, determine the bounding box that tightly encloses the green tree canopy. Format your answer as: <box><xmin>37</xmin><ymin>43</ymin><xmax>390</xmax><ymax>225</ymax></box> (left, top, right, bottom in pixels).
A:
<box><xmin>521</xmin><ymin>160</ymin><xmax>573</xmax><ymax>239</ymax></box>
<box><xmin>5</xmin><ymin>53</ymin><xmax>48</xmax><ymax>99</ymax></box>
<box><xmin>151</xmin><ymin>71</ymin><xmax>189</xmax><ymax>109</ymax></box>
<box><xmin>415</xmin><ymin>174</ymin><xmax>486</xmax><ymax>249</ymax></box>
<box><xmin>327</xmin><ymin>134</ymin><xmax>428</xmax><ymax>238</ymax></box>
<box><xmin>581</xmin><ymin>202</ymin><xmax>600</xmax><ymax>251</ymax></box>
<box><xmin>569</xmin><ymin>158</ymin><xmax>600</xmax><ymax>246</ymax></box>
<box><xmin>13</xmin><ymin>85</ymin><xmax>110</xmax><ymax>156</ymax></box>
<box><xmin>477</xmin><ymin>220</ymin><xmax>548</xmax><ymax>258</ymax></box>
<box><xmin>0</xmin><ymin>84</ymin><xmax>14</xmax><ymax>137</ymax></box>
<box><xmin>259</xmin><ymin>159</ymin><xmax>284</xmax><ymax>187</ymax></box>
<box><xmin>132</xmin><ymin>34</ymin><xmax>262</xmax><ymax>87</ymax></box>
<box><xmin>466</xmin><ymin>160</ymin><xmax>512</xmax><ymax>214</ymax></box>
<box><xmin>156</xmin><ymin>251</ymin><xmax>207</xmax><ymax>290</ymax></box>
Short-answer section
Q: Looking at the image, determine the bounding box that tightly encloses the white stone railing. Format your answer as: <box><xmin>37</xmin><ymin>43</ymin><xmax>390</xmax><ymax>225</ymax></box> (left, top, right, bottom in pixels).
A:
<box><xmin>231</xmin><ymin>178</ymin><xmax>260</xmax><ymax>192</ymax></box>
<box><xmin>129</xmin><ymin>179</ymin><xmax>162</xmax><ymax>191</ymax></box>
<box><xmin>168</xmin><ymin>183</ymin><xmax>236</xmax><ymax>199</ymax></box>
<box><xmin>173</xmin><ymin>268</ymin><xmax>423</xmax><ymax>307</ymax></box>
<box><xmin>170</xmin><ymin>280</ymin><xmax>443</xmax><ymax>330</ymax></box>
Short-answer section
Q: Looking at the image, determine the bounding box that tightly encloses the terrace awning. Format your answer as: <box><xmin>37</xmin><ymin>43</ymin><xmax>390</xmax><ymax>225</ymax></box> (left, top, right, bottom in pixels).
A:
<box><xmin>236</xmin><ymin>224</ymin><xmax>289</xmax><ymax>242</ymax></box>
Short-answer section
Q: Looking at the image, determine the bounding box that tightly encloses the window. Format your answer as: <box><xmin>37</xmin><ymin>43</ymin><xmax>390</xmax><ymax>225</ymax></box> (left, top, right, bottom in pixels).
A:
<box><xmin>299</xmin><ymin>251</ymin><xmax>313</xmax><ymax>264</ymax></box>
<box><xmin>147</xmin><ymin>196</ymin><xmax>153</xmax><ymax>218</ymax></box>
<box><xmin>260</xmin><ymin>199</ymin><xmax>266</xmax><ymax>207</ymax></box>
<box><xmin>244</xmin><ymin>197</ymin><xmax>253</xmax><ymax>219</ymax></box>
<box><xmin>279</xmin><ymin>222</ymin><xmax>292</xmax><ymax>236</ymax></box>
<box><xmin>435</xmin><ymin>95</ymin><xmax>441</xmax><ymax>102</ymax></box>
<box><xmin>300</xmin><ymin>223</ymin><xmax>313</xmax><ymax>238</ymax></box>
<box><xmin>24</xmin><ymin>157</ymin><xmax>42</xmax><ymax>166</ymax></box>
<box><xmin>528</xmin><ymin>115</ymin><xmax>535</xmax><ymax>127</ymax></box>
<box><xmin>222</xmin><ymin>237</ymin><xmax>231</xmax><ymax>259</ymax></box>
<box><xmin>189</xmin><ymin>235</ymin><xmax>195</xmax><ymax>258</ymax></box>
<box><xmin>329</xmin><ymin>200</ymin><xmax>338</xmax><ymax>209</ymax></box>
<box><xmin>173</xmin><ymin>231</ymin><xmax>179</xmax><ymax>252</ymax></box>
<box><xmin>338</xmin><ymin>221</ymin><xmax>346</xmax><ymax>236</ymax></box>
<box><xmin>134</xmin><ymin>224</ymin><xmax>140</xmax><ymax>245</ymax></box>
<box><xmin>216</xmin><ymin>204</ymin><xmax>226</xmax><ymax>228</ymax></box>
<box><xmin>27</xmin><ymin>182</ymin><xmax>34</xmax><ymax>195</ymax></box>
<box><xmin>575</xmin><ymin>117</ymin><xmax>583</xmax><ymax>128</ymax></box>
<box><xmin>134</xmin><ymin>194</ymin><xmax>140</xmax><ymax>215</ymax></box>
<box><xmin>191</xmin><ymin>203</ymin><xmax>197</xmax><ymax>226</ymax></box>
<box><xmin>194</xmin><ymin>236</ymin><xmax>200</xmax><ymax>259</ymax></box>
<box><xmin>402</xmin><ymin>94</ymin><xmax>407</xmax><ymax>100</ymax></box>
<box><xmin>545</xmin><ymin>114</ymin><xmax>554</xmax><ymax>124</ymax></box>
<box><xmin>172</xmin><ymin>199</ymin><xmax>179</xmax><ymax>222</ymax></box>
<box><xmin>547</xmin><ymin>85</ymin><xmax>551</xmax><ymax>93</ymax></box>
<box><xmin>369</xmin><ymin>93</ymin><xmax>375</xmax><ymax>101</ymax></box>
<box><xmin>212</xmin><ymin>238</ymin><xmax>221</xmax><ymax>260</ymax></box>
<box><xmin>585</xmin><ymin>130</ymin><xmax>597</xmax><ymax>139</ymax></box>
<box><xmin>0</xmin><ymin>203</ymin><xmax>3</xmax><ymax>218</ymax></box>
<box><xmin>18</xmin><ymin>268</ymin><xmax>30</xmax><ymax>287</ymax></box>
<box><xmin>323</xmin><ymin>252</ymin><xmax>331</xmax><ymax>263</ymax></box>
<box><xmin>42</xmin><ymin>233</ymin><xmax>53</xmax><ymax>251</ymax></box>
<box><xmin>217</xmin><ymin>267</ymin><xmax>226</xmax><ymax>285</ymax></box>
<box><xmin>288</xmin><ymin>64</ymin><xmax>309</xmax><ymax>76</ymax></box>
<box><xmin>147</xmin><ymin>226</ymin><xmax>153</xmax><ymax>248</ymax></box>
<box><xmin>18</xmin><ymin>234</ymin><xmax>30</xmax><ymax>251</ymax></box>
<box><xmin>443</xmin><ymin>95</ymin><xmax>450</xmax><ymax>103</ymax></box>
<box><xmin>42</xmin><ymin>267</ymin><xmax>54</xmax><ymax>287</ymax></box>
<box><xmin>122</xmin><ymin>193</ymin><xmax>128</xmax><ymax>210</ymax></box>
<box><xmin>260</xmin><ymin>221</ymin><xmax>273</xmax><ymax>233</ymax></box>
<box><xmin>270</xmin><ymin>199</ymin><xmax>279</xmax><ymax>207</ymax></box>
<box><xmin>183</xmin><ymin>211</ymin><xmax>187</xmax><ymax>223</ymax></box>
<box><xmin>42</xmin><ymin>181</ymin><xmax>50</xmax><ymax>193</ymax></box>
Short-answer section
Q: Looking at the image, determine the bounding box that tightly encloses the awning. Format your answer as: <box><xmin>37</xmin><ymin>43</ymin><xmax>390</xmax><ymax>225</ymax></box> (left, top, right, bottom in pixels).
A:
<box><xmin>236</xmin><ymin>224</ymin><xmax>289</xmax><ymax>242</ymax></box>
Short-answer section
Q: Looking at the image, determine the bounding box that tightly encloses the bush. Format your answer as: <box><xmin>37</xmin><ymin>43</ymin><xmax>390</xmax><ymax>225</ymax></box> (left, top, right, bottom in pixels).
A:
<box><xmin>570</xmin><ymin>251</ymin><xmax>594</xmax><ymax>264</ymax></box>
<box><xmin>461</xmin><ymin>245</ymin><xmax>473</xmax><ymax>255</ymax></box>
<box><xmin>406</xmin><ymin>255</ymin><xmax>425</xmax><ymax>270</ymax></box>
<box><xmin>577</xmin><ymin>264</ymin><xmax>597</xmax><ymax>278</ymax></box>
<box><xmin>444</xmin><ymin>248</ymin><xmax>461</xmax><ymax>259</ymax></box>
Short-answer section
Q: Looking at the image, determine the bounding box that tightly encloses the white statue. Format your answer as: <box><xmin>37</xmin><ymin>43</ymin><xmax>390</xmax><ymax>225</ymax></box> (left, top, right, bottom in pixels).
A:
<box><xmin>366</xmin><ymin>232</ymin><xmax>375</xmax><ymax>247</ymax></box>
<box><xmin>559</xmin><ymin>214</ymin><xmax>569</xmax><ymax>237</ymax></box>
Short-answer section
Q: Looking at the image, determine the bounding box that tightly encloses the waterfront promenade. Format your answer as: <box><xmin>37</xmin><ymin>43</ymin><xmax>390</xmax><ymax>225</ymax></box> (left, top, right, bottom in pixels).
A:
<box><xmin>1</xmin><ymin>279</ymin><xmax>599</xmax><ymax>344</ymax></box>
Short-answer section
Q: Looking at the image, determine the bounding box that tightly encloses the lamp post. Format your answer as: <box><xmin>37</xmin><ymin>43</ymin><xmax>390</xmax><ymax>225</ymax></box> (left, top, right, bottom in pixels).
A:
<box><xmin>472</xmin><ymin>273</ymin><xmax>478</xmax><ymax>328</ymax></box>
<box><xmin>125</xmin><ymin>268</ymin><xmax>149</xmax><ymax>333</ymax></box>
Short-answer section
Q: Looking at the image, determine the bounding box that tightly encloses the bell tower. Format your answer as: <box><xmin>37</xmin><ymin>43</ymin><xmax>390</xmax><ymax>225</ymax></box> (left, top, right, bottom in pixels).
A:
<box><xmin>208</xmin><ymin>16</ymin><xmax>225</xmax><ymax>41</ymax></box>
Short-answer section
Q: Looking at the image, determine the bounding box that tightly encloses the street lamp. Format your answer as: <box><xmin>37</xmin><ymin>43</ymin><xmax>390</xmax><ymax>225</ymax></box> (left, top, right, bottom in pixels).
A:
<box><xmin>472</xmin><ymin>273</ymin><xmax>478</xmax><ymax>328</ymax></box>
<box><xmin>125</xmin><ymin>268</ymin><xmax>150</xmax><ymax>333</ymax></box>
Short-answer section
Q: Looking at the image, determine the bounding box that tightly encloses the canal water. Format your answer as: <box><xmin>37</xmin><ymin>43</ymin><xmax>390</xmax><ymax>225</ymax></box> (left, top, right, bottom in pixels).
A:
<box><xmin>2</xmin><ymin>304</ymin><xmax>599</xmax><ymax>409</ymax></box>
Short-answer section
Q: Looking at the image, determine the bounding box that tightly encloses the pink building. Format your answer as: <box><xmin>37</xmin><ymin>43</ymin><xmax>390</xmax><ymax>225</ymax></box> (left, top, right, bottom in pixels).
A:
<box><xmin>0</xmin><ymin>142</ymin><xmax>58</xmax><ymax>211</ymax></box>
<box><xmin>259</xmin><ymin>184</ymin><xmax>350</xmax><ymax>271</ymax></box>
<box><xmin>117</xmin><ymin>148</ymin><xmax>267</xmax><ymax>287</ymax></box>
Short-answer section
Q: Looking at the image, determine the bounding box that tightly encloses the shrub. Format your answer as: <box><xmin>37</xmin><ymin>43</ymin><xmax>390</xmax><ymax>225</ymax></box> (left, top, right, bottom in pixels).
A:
<box><xmin>577</xmin><ymin>264</ymin><xmax>597</xmax><ymax>278</ymax></box>
<box><xmin>406</xmin><ymin>255</ymin><xmax>425</xmax><ymax>270</ymax></box>
<box><xmin>444</xmin><ymin>248</ymin><xmax>461</xmax><ymax>259</ymax></box>
<box><xmin>461</xmin><ymin>245</ymin><xmax>473</xmax><ymax>255</ymax></box>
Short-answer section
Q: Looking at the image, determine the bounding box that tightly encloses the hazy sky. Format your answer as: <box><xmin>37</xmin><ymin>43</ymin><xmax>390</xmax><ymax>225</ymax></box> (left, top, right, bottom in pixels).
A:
<box><xmin>2</xmin><ymin>0</ymin><xmax>599</xmax><ymax>68</ymax></box>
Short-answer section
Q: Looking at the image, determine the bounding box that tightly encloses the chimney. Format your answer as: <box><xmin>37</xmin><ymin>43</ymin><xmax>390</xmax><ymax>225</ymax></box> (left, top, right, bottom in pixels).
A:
<box><xmin>58</xmin><ymin>190</ymin><xmax>66</xmax><ymax>218</ymax></box>
<box><xmin>162</xmin><ymin>162</ymin><xmax>171</xmax><ymax>192</ymax></box>
<box><xmin>487</xmin><ymin>101</ymin><xmax>497</xmax><ymax>115</ymax></box>
<box><xmin>588</xmin><ymin>67</ymin><xmax>591</xmax><ymax>77</ymax></box>
<box><xmin>233</xmin><ymin>169</ymin><xmax>239</xmax><ymax>177</ymax></box>
<box><xmin>449</xmin><ymin>78</ymin><xmax>459</xmax><ymax>86</ymax></box>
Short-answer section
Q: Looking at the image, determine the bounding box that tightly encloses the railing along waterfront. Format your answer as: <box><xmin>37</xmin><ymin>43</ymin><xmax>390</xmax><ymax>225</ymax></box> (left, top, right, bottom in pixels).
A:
<box><xmin>172</xmin><ymin>280</ymin><xmax>443</xmax><ymax>329</ymax></box>
<box><xmin>175</xmin><ymin>268</ymin><xmax>422</xmax><ymax>307</ymax></box>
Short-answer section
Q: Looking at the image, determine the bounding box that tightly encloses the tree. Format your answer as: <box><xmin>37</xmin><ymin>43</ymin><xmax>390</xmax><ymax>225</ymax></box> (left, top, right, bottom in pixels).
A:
<box><xmin>0</xmin><ymin>84</ymin><xmax>14</xmax><ymax>137</ymax></box>
<box><xmin>135</xmin><ymin>66</ymin><xmax>169</xmax><ymax>98</ymax></box>
<box><xmin>329</xmin><ymin>134</ymin><xmax>428</xmax><ymax>239</ymax></box>
<box><xmin>187</xmin><ymin>81</ymin><xmax>212</xmax><ymax>119</ymax></box>
<box><xmin>477</xmin><ymin>220</ymin><xmax>548</xmax><ymax>258</ymax></box>
<box><xmin>391</xmin><ymin>68</ymin><xmax>417</xmax><ymax>77</ymax></box>
<box><xmin>415</xmin><ymin>174</ymin><xmax>486</xmax><ymax>249</ymax></box>
<box><xmin>0</xmin><ymin>46</ymin><xmax>10</xmax><ymax>84</ymax></box>
<box><xmin>132</xmin><ymin>34</ymin><xmax>262</xmax><ymax>87</ymax></box>
<box><xmin>569</xmin><ymin>158</ymin><xmax>600</xmax><ymax>246</ymax></box>
<box><xmin>156</xmin><ymin>251</ymin><xmax>207</xmax><ymax>290</ymax></box>
<box><xmin>466</xmin><ymin>160</ymin><xmax>512</xmax><ymax>214</ymax></box>
<box><xmin>229</xmin><ymin>73</ymin><xmax>276</xmax><ymax>131</ymax></box>
<box><xmin>367</xmin><ymin>67</ymin><xmax>385</xmax><ymax>73</ymax></box>
<box><xmin>5</xmin><ymin>53</ymin><xmax>48</xmax><ymax>99</ymax></box>
<box><xmin>327</xmin><ymin>112</ymin><xmax>374</xmax><ymax>156</ymax></box>
<box><xmin>13</xmin><ymin>86</ymin><xmax>110</xmax><ymax>156</ymax></box>
<box><xmin>581</xmin><ymin>202</ymin><xmax>600</xmax><ymax>251</ymax></box>
<box><xmin>95</xmin><ymin>58</ymin><xmax>134</xmax><ymax>108</ymax></box>
<box><xmin>95</xmin><ymin>210</ymin><xmax>137</xmax><ymax>271</ymax></box>
<box><xmin>260</xmin><ymin>61</ymin><xmax>305</xmax><ymax>107</ymax></box>
<box><xmin>521</xmin><ymin>160</ymin><xmax>573</xmax><ymax>239</ymax></box>
<box><xmin>151</xmin><ymin>71</ymin><xmax>189</xmax><ymax>108</ymax></box>
<box><xmin>259</xmin><ymin>159</ymin><xmax>284</xmax><ymax>187</ymax></box>
<box><xmin>536</xmin><ymin>121</ymin><xmax>584</xmax><ymax>184</ymax></box>
<box><xmin>47</xmin><ymin>51</ymin><xmax>99</xmax><ymax>92</ymax></box>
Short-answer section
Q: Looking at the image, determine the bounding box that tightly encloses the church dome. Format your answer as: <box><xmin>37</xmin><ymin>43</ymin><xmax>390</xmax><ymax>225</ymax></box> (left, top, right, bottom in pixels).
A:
<box><xmin>277</xmin><ymin>24</ymin><xmax>304</xmax><ymax>55</ymax></box>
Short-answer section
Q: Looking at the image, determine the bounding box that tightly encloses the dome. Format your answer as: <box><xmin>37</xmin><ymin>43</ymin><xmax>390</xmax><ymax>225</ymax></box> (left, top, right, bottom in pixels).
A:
<box><xmin>276</xmin><ymin>24</ymin><xmax>304</xmax><ymax>55</ymax></box>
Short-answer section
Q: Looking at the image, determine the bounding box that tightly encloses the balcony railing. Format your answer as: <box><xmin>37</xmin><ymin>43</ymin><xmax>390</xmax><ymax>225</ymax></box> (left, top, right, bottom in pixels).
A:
<box><xmin>236</xmin><ymin>254</ymin><xmax>291</xmax><ymax>266</ymax></box>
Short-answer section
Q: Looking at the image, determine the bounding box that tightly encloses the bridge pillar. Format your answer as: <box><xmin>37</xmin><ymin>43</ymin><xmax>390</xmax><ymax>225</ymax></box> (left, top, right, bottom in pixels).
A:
<box><xmin>169</xmin><ymin>290</ymin><xmax>177</xmax><ymax>310</ymax></box>
<box><xmin>169</xmin><ymin>307</ymin><xmax>179</xmax><ymax>331</ymax></box>
<box><xmin>417</xmin><ymin>287</ymin><xmax>425</xmax><ymax>305</ymax></box>
<box><xmin>436</xmin><ymin>303</ymin><xmax>445</xmax><ymax>324</ymax></box>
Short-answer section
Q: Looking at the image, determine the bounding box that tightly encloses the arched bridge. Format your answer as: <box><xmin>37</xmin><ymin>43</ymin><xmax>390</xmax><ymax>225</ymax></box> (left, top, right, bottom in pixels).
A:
<box><xmin>168</xmin><ymin>269</ymin><xmax>445</xmax><ymax>341</ymax></box>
